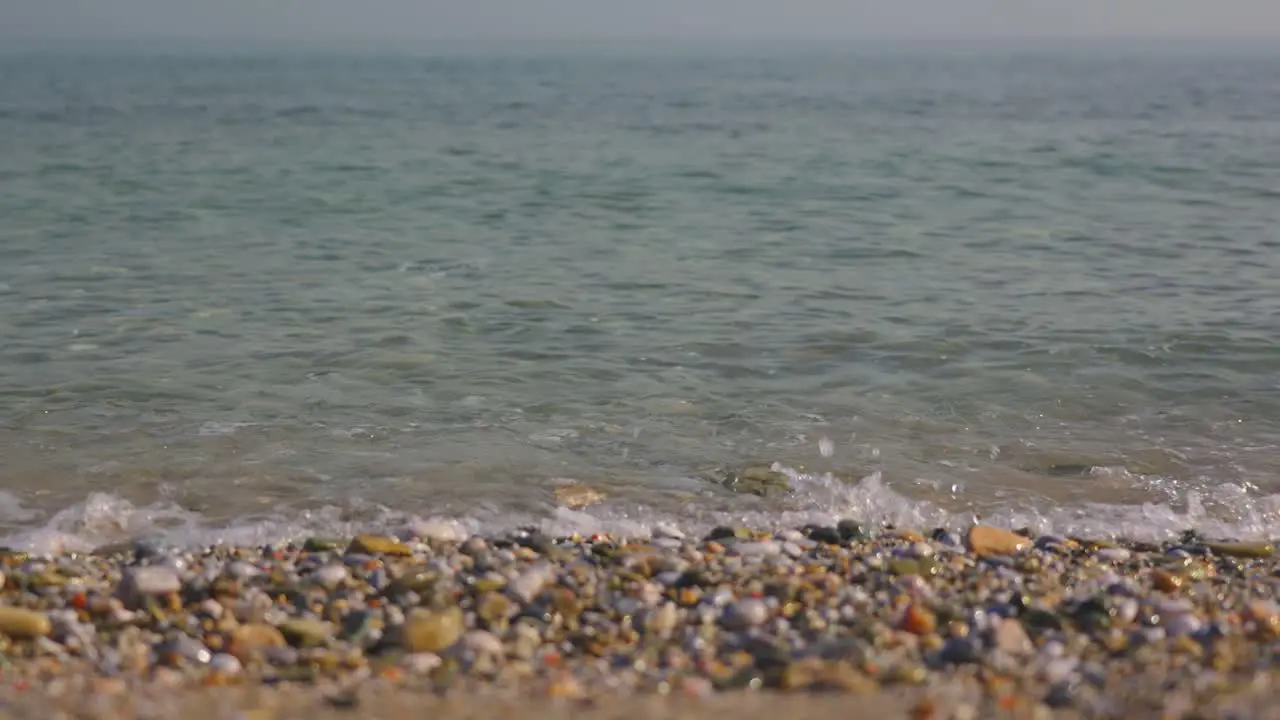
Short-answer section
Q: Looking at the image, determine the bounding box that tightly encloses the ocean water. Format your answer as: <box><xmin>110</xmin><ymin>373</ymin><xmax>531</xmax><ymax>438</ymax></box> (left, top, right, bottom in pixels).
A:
<box><xmin>2</xmin><ymin>44</ymin><xmax>1279</xmax><ymax>551</ymax></box>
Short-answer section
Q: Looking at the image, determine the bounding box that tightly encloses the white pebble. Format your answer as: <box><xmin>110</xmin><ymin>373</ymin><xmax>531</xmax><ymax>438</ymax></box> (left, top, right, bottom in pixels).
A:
<box><xmin>909</xmin><ymin>542</ymin><xmax>935</xmax><ymax>558</ymax></box>
<box><xmin>313</xmin><ymin>564</ymin><xmax>349</xmax><ymax>590</ymax></box>
<box><xmin>782</xmin><ymin>542</ymin><xmax>805</xmax><ymax>558</ymax></box>
<box><xmin>118</xmin><ymin>567</ymin><xmax>181</xmax><ymax>607</ymax></box>
<box><xmin>402</xmin><ymin>652</ymin><xmax>442</xmax><ymax>674</ymax></box>
<box><xmin>1095</xmin><ymin>548</ymin><xmax>1132</xmax><ymax>563</ymax></box>
<box><xmin>645</xmin><ymin>602</ymin><xmax>678</xmax><ymax>636</ymax></box>
<box><xmin>209</xmin><ymin>653</ymin><xmax>242</xmax><ymax>676</ymax></box>
<box><xmin>1163</xmin><ymin>612</ymin><xmax>1204</xmax><ymax>636</ymax></box>
<box><xmin>199</xmin><ymin>599</ymin><xmax>224</xmax><ymax>619</ymax></box>
<box><xmin>652</xmin><ymin>524</ymin><xmax>685</xmax><ymax>540</ymax></box>
<box><xmin>409</xmin><ymin>517</ymin><xmax>466</xmax><ymax>542</ymax></box>
<box><xmin>509</xmin><ymin>564</ymin><xmax>553</xmax><ymax>603</ymax></box>
<box><xmin>1042</xmin><ymin>657</ymin><xmax>1079</xmax><ymax>684</ymax></box>
<box><xmin>722</xmin><ymin>598</ymin><xmax>769</xmax><ymax>629</ymax></box>
<box><xmin>733</xmin><ymin>540</ymin><xmax>782</xmax><ymax>557</ymax></box>
<box><xmin>1114</xmin><ymin>598</ymin><xmax>1139</xmax><ymax>625</ymax></box>
<box><xmin>462</xmin><ymin>630</ymin><xmax>505</xmax><ymax>657</ymax></box>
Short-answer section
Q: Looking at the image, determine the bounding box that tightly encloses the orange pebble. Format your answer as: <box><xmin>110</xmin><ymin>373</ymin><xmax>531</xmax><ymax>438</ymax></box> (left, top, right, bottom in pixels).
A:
<box><xmin>900</xmin><ymin>603</ymin><xmax>937</xmax><ymax>636</ymax></box>
<box><xmin>1152</xmin><ymin>569</ymin><xmax>1183</xmax><ymax>592</ymax></box>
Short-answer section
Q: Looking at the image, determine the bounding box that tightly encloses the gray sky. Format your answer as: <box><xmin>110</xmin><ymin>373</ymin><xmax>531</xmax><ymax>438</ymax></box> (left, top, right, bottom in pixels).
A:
<box><xmin>2</xmin><ymin>0</ymin><xmax>1278</xmax><ymax>42</ymax></box>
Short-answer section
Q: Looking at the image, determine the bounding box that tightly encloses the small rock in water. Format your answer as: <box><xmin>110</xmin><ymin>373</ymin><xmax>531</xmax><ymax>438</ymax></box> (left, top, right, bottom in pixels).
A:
<box><xmin>908</xmin><ymin>541</ymin><xmax>935</xmax><ymax>558</ymax></box>
<box><xmin>409</xmin><ymin>517</ymin><xmax>467</xmax><ymax>542</ymax></box>
<box><xmin>347</xmin><ymin>534</ymin><xmax>412</xmax><ymax>556</ymax></box>
<box><xmin>836</xmin><ymin>520</ymin><xmax>866</xmax><ymax>541</ymax></box>
<box><xmin>1095</xmin><ymin>548</ymin><xmax>1132</xmax><ymax>563</ymax></box>
<box><xmin>553</xmin><ymin>483</ymin><xmax>607</xmax><ymax>509</ymax></box>
<box><xmin>965</xmin><ymin>525</ymin><xmax>1029</xmax><ymax>556</ymax></box>
<box><xmin>652</xmin><ymin>524</ymin><xmax>685</xmax><ymax>540</ymax></box>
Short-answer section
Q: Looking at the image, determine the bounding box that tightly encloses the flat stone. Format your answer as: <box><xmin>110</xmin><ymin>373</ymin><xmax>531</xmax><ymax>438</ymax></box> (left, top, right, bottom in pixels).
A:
<box><xmin>277</xmin><ymin>619</ymin><xmax>335</xmax><ymax>648</ymax></box>
<box><xmin>965</xmin><ymin>525</ymin><xmax>1029</xmax><ymax>556</ymax></box>
<box><xmin>722</xmin><ymin>599</ymin><xmax>769</xmax><ymax>629</ymax></box>
<box><xmin>836</xmin><ymin>520</ymin><xmax>866</xmax><ymax>541</ymax></box>
<box><xmin>1095</xmin><ymin>547</ymin><xmax>1132</xmax><ymax>563</ymax></box>
<box><xmin>117</xmin><ymin>566</ymin><xmax>182</xmax><ymax>608</ymax></box>
<box><xmin>228</xmin><ymin>624</ymin><xmax>287</xmax><ymax>663</ymax></box>
<box><xmin>403</xmin><ymin>606</ymin><xmax>464</xmax><ymax>653</ymax></box>
<box><xmin>461</xmin><ymin>629</ymin><xmax>505</xmax><ymax>657</ymax></box>
<box><xmin>302</xmin><ymin>538</ymin><xmax>345</xmax><ymax>552</ymax></box>
<box><xmin>1204</xmin><ymin>542</ymin><xmax>1275</xmax><ymax>559</ymax></box>
<box><xmin>992</xmin><ymin>618</ymin><xmax>1034</xmax><ymax>655</ymax></box>
<box><xmin>209</xmin><ymin>653</ymin><xmax>243</xmax><ymax>676</ymax></box>
<box><xmin>0</xmin><ymin>607</ymin><xmax>51</xmax><ymax>639</ymax></box>
<box><xmin>731</xmin><ymin>540</ymin><xmax>782</xmax><ymax>557</ymax></box>
<box><xmin>347</xmin><ymin>535</ymin><xmax>412</xmax><ymax>557</ymax></box>
<box><xmin>553</xmin><ymin>483</ymin><xmax>607</xmax><ymax>509</ymax></box>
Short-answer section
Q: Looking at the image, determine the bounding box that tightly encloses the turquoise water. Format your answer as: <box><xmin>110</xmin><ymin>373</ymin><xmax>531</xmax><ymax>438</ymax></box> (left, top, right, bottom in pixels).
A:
<box><xmin>2</xmin><ymin>46</ymin><xmax>1279</xmax><ymax>547</ymax></box>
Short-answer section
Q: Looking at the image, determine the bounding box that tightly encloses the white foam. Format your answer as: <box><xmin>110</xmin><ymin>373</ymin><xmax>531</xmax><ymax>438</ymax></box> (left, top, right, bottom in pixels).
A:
<box><xmin>1</xmin><ymin>466</ymin><xmax>1277</xmax><ymax>555</ymax></box>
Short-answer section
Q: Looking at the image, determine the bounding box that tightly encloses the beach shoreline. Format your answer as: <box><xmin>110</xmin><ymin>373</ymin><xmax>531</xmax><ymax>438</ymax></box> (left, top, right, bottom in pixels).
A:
<box><xmin>0</xmin><ymin>522</ymin><xmax>1277</xmax><ymax>719</ymax></box>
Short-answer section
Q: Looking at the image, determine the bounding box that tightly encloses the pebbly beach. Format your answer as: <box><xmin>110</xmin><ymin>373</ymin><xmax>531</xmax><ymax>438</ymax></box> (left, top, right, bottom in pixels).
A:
<box><xmin>1</xmin><ymin>522</ymin><xmax>1279</xmax><ymax>720</ymax></box>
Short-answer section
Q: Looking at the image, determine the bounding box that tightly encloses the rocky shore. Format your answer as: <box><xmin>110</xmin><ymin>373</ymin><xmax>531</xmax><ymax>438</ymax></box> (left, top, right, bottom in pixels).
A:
<box><xmin>0</xmin><ymin>521</ymin><xmax>1278</xmax><ymax>719</ymax></box>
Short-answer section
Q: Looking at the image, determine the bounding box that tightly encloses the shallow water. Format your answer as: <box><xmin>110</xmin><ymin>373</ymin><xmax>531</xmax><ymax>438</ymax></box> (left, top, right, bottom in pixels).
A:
<box><xmin>2</xmin><ymin>45</ymin><xmax>1279</xmax><ymax>550</ymax></box>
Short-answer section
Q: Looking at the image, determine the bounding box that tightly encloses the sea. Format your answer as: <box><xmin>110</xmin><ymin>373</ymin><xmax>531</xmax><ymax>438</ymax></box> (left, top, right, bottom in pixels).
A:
<box><xmin>2</xmin><ymin>40</ymin><xmax>1279</xmax><ymax>552</ymax></box>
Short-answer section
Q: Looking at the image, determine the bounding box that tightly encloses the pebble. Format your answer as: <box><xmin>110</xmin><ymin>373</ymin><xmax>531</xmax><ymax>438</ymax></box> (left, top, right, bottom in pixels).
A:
<box><xmin>313</xmin><ymin>564</ymin><xmax>350</xmax><ymax>589</ymax></box>
<box><xmin>347</xmin><ymin>534</ymin><xmax>412</xmax><ymax>556</ymax></box>
<box><xmin>509</xmin><ymin>565</ymin><xmax>553</xmax><ymax>603</ymax></box>
<box><xmin>0</xmin><ymin>606</ymin><xmax>52</xmax><ymax>639</ymax></box>
<box><xmin>209</xmin><ymin>653</ymin><xmax>243</xmax><ymax>676</ymax></box>
<box><xmin>0</xmin><ymin>520</ymin><xmax>1272</xmax><ymax>718</ymax></box>
<box><xmin>732</xmin><ymin>540</ymin><xmax>782</xmax><ymax>557</ymax></box>
<box><xmin>229</xmin><ymin>624</ymin><xmax>287</xmax><ymax>662</ymax></box>
<box><xmin>117</xmin><ymin>566</ymin><xmax>182</xmax><ymax>608</ymax></box>
<box><xmin>722</xmin><ymin>599</ymin><xmax>769</xmax><ymax>629</ymax></box>
<box><xmin>1095</xmin><ymin>547</ymin><xmax>1132</xmax><ymax>563</ymax></box>
<box><xmin>462</xmin><ymin>630</ymin><xmax>505</xmax><ymax>657</ymax></box>
<box><xmin>992</xmin><ymin>618</ymin><xmax>1034</xmax><ymax>655</ymax></box>
<box><xmin>277</xmin><ymin>619</ymin><xmax>334</xmax><ymax>647</ymax></box>
<box><xmin>965</xmin><ymin>525</ymin><xmax>1029</xmax><ymax>556</ymax></box>
<box><xmin>652</xmin><ymin>524</ymin><xmax>685</xmax><ymax>540</ymax></box>
<box><xmin>403</xmin><ymin>607</ymin><xmax>464</xmax><ymax>652</ymax></box>
<box><xmin>402</xmin><ymin>652</ymin><xmax>443</xmax><ymax>675</ymax></box>
<box><xmin>908</xmin><ymin>541</ymin><xmax>935</xmax><ymax>558</ymax></box>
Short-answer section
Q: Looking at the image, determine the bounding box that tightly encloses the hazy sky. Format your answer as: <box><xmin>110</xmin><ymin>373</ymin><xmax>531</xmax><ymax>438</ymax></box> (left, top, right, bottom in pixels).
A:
<box><xmin>2</xmin><ymin>0</ymin><xmax>1278</xmax><ymax>42</ymax></box>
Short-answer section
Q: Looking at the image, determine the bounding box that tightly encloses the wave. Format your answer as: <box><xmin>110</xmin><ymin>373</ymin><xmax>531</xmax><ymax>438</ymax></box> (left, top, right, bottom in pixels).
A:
<box><xmin>2</xmin><ymin>465</ymin><xmax>1277</xmax><ymax>556</ymax></box>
